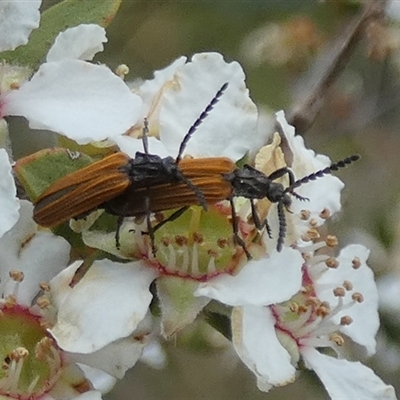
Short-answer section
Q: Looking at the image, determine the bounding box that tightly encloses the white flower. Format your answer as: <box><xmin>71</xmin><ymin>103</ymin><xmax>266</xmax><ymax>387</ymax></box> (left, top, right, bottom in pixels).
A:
<box><xmin>0</xmin><ymin>0</ymin><xmax>41</xmax><ymax>52</ymax></box>
<box><xmin>251</xmin><ymin>110</ymin><xmax>345</xmax><ymax>252</ymax></box>
<box><xmin>0</xmin><ymin>148</ymin><xmax>19</xmax><ymax>237</ymax></box>
<box><xmin>49</xmin><ymin>259</ymin><xmax>157</xmax><ymax>356</ymax></box>
<box><xmin>78</xmin><ymin>84</ymin><xmax>351</xmax><ymax>340</ymax></box>
<box><xmin>58</xmin><ymin>53</ymin><xmax>303</xmax><ymax>339</ymax></box>
<box><xmin>0</xmin><ymin>200</ymin><xmax>115</xmax><ymax>399</ymax></box>
<box><xmin>231</xmin><ymin>243</ymin><xmax>396</xmax><ymax>399</ymax></box>
<box><xmin>113</xmin><ymin>52</ymin><xmax>260</xmax><ymax>160</ymax></box>
<box><xmin>0</xmin><ymin>24</ymin><xmax>142</xmax><ymax>144</ymax></box>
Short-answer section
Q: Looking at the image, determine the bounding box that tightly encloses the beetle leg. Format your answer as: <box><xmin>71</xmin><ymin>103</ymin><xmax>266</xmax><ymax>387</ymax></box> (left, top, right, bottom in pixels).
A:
<box><xmin>250</xmin><ymin>199</ymin><xmax>272</xmax><ymax>238</ymax></box>
<box><xmin>115</xmin><ymin>214</ymin><xmax>124</xmax><ymax>249</ymax></box>
<box><xmin>153</xmin><ymin>206</ymin><xmax>190</xmax><ymax>233</ymax></box>
<box><xmin>144</xmin><ymin>190</ymin><xmax>157</xmax><ymax>256</ymax></box>
<box><xmin>267</xmin><ymin>167</ymin><xmax>295</xmax><ymax>185</ymax></box>
<box><xmin>229</xmin><ymin>197</ymin><xmax>252</xmax><ymax>260</ymax></box>
<box><xmin>290</xmin><ymin>191</ymin><xmax>309</xmax><ymax>201</ymax></box>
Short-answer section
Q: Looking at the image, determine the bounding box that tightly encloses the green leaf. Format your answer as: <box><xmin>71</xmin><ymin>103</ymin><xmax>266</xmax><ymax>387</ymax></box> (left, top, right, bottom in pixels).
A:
<box><xmin>0</xmin><ymin>0</ymin><xmax>122</xmax><ymax>68</ymax></box>
<box><xmin>14</xmin><ymin>147</ymin><xmax>110</xmax><ymax>256</ymax></box>
<box><xmin>14</xmin><ymin>147</ymin><xmax>94</xmax><ymax>202</ymax></box>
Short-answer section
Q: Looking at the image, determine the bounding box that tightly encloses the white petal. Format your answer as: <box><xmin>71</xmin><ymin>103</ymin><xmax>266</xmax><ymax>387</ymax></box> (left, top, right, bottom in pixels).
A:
<box><xmin>140</xmin><ymin>340</ymin><xmax>167</xmax><ymax>370</ymax></box>
<box><xmin>249</xmin><ymin>110</ymin><xmax>276</xmax><ymax>161</ymax></box>
<box><xmin>0</xmin><ymin>148</ymin><xmax>19</xmax><ymax>237</ymax></box>
<box><xmin>0</xmin><ymin>200</ymin><xmax>70</xmax><ymax>305</ymax></box>
<box><xmin>48</xmin><ymin>261</ymin><xmax>81</xmax><ymax>309</ymax></box>
<box><xmin>0</xmin><ymin>0</ymin><xmax>41</xmax><ymax>51</ymax></box>
<box><xmin>46</xmin><ymin>24</ymin><xmax>107</xmax><ymax>62</ymax></box>
<box><xmin>386</xmin><ymin>0</ymin><xmax>400</xmax><ymax>20</ymax></box>
<box><xmin>232</xmin><ymin>306</ymin><xmax>296</xmax><ymax>391</ymax></box>
<box><xmin>76</xmin><ymin>364</ymin><xmax>116</xmax><ymax>393</ymax></box>
<box><xmin>73</xmin><ymin>392</ymin><xmax>102</xmax><ymax>400</ymax></box>
<box><xmin>50</xmin><ymin>259</ymin><xmax>157</xmax><ymax>353</ymax></box>
<box><xmin>4</xmin><ymin>60</ymin><xmax>142</xmax><ymax>144</ymax></box>
<box><xmin>314</xmin><ymin>244</ymin><xmax>379</xmax><ymax>355</ymax></box>
<box><xmin>113</xmin><ymin>135</ymin><xmax>170</xmax><ymax>158</ymax></box>
<box><xmin>69</xmin><ymin>337</ymin><xmax>146</xmax><ymax>379</ymax></box>
<box><xmin>160</xmin><ymin>52</ymin><xmax>258</xmax><ymax>159</ymax></box>
<box><xmin>276</xmin><ymin>110</ymin><xmax>344</xmax><ymax>228</ymax></box>
<box><xmin>195</xmin><ymin>248</ymin><xmax>303</xmax><ymax>306</ymax></box>
<box><xmin>137</xmin><ymin>56</ymin><xmax>187</xmax><ymax>115</ymax></box>
<box><xmin>302</xmin><ymin>347</ymin><xmax>396</xmax><ymax>400</ymax></box>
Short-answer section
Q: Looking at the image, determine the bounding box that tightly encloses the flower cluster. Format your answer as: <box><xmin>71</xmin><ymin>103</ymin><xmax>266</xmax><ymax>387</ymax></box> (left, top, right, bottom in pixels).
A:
<box><xmin>0</xmin><ymin>1</ymin><xmax>396</xmax><ymax>399</ymax></box>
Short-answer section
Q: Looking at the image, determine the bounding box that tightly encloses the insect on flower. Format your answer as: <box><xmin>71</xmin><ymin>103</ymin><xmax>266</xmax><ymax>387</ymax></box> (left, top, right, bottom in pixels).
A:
<box><xmin>30</xmin><ymin>80</ymin><xmax>359</xmax><ymax>258</ymax></box>
<box><xmin>225</xmin><ymin>155</ymin><xmax>360</xmax><ymax>254</ymax></box>
<box><xmin>127</xmin><ymin>154</ymin><xmax>360</xmax><ymax>258</ymax></box>
<box><xmin>32</xmin><ymin>83</ymin><xmax>236</xmax><ymax>248</ymax></box>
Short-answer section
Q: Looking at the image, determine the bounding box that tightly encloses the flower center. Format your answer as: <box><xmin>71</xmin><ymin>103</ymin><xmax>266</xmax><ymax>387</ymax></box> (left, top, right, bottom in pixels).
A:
<box><xmin>272</xmin><ymin>242</ymin><xmax>364</xmax><ymax>356</ymax></box>
<box><xmin>0</xmin><ymin>303</ymin><xmax>63</xmax><ymax>399</ymax></box>
<box><xmin>142</xmin><ymin>204</ymin><xmax>253</xmax><ymax>281</ymax></box>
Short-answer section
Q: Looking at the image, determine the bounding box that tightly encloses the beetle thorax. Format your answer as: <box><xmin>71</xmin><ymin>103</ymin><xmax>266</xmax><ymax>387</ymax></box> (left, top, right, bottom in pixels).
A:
<box><xmin>266</xmin><ymin>182</ymin><xmax>287</xmax><ymax>203</ymax></box>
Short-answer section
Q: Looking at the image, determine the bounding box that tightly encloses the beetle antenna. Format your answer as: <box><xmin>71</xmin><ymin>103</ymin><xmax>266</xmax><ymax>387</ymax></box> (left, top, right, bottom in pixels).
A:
<box><xmin>285</xmin><ymin>155</ymin><xmax>360</xmax><ymax>195</ymax></box>
<box><xmin>175</xmin><ymin>82</ymin><xmax>229</xmax><ymax>164</ymax></box>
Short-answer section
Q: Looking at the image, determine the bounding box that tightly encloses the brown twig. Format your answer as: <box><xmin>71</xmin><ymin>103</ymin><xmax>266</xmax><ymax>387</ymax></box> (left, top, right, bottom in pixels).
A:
<box><xmin>287</xmin><ymin>0</ymin><xmax>388</xmax><ymax>134</ymax></box>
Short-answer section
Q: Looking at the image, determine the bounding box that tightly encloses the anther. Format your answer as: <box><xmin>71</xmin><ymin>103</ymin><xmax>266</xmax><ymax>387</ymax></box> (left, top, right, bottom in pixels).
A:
<box><xmin>319</xmin><ymin>208</ymin><xmax>331</xmax><ymax>219</ymax></box>
<box><xmin>11</xmin><ymin>347</ymin><xmax>29</xmax><ymax>361</ymax></box>
<box><xmin>289</xmin><ymin>302</ymin><xmax>300</xmax><ymax>313</ymax></box>
<box><xmin>35</xmin><ymin>337</ymin><xmax>54</xmax><ymax>360</ymax></box>
<box><xmin>315</xmin><ymin>305</ymin><xmax>330</xmax><ymax>317</ymax></box>
<box><xmin>298</xmin><ymin>305</ymin><xmax>308</xmax><ymax>313</ymax></box>
<box><xmin>352</xmin><ymin>257</ymin><xmax>361</xmax><ymax>269</ymax></box>
<box><xmin>39</xmin><ymin>282</ymin><xmax>50</xmax><ymax>292</ymax></box>
<box><xmin>343</xmin><ymin>280</ymin><xmax>353</xmax><ymax>291</ymax></box>
<box><xmin>175</xmin><ymin>235</ymin><xmax>188</xmax><ymax>246</ymax></box>
<box><xmin>306</xmin><ymin>297</ymin><xmax>320</xmax><ymax>307</ymax></box>
<box><xmin>192</xmin><ymin>232</ymin><xmax>204</xmax><ymax>244</ymax></box>
<box><xmin>329</xmin><ymin>333</ymin><xmax>345</xmax><ymax>346</ymax></box>
<box><xmin>73</xmin><ymin>380</ymin><xmax>92</xmax><ymax>393</ymax></box>
<box><xmin>306</xmin><ymin>228</ymin><xmax>320</xmax><ymax>241</ymax></box>
<box><xmin>333</xmin><ymin>287</ymin><xmax>346</xmax><ymax>297</ymax></box>
<box><xmin>320</xmin><ymin>301</ymin><xmax>330</xmax><ymax>309</ymax></box>
<box><xmin>326</xmin><ymin>235</ymin><xmax>338</xmax><ymax>247</ymax></box>
<box><xmin>4</xmin><ymin>295</ymin><xmax>17</xmax><ymax>308</ymax></box>
<box><xmin>217</xmin><ymin>238</ymin><xmax>229</xmax><ymax>248</ymax></box>
<box><xmin>340</xmin><ymin>315</ymin><xmax>353</xmax><ymax>325</ymax></box>
<box><xmin>9</xmin><ymin>270</ymin><xmax>24</xmax><ymax>282</ymax></box>
<box><xmin>207</xmin><ymin>249</ymin><xmax>219</xmax><ymax>258</ymax></box>
<box><xmin>300</xmin><ymin>210</ymin><xmax>311</xmax><ymax>220</ymax></box>
<box><xmin>299</xmin><ymin>231</ymin><xmax>310</xmax><ymax>242</ymax></box>
<box><xmin>325</xmin><ymin>257</ymin><xmax>339</xmax><ymax>268</ymax></box>
<box><xmin>115</xmin><ymin>64</ymin><xmax>129</xmax><ymax>79</ymax></box>
<box><xmin>309</xmin><ymin>218</ymin><xmax>318</xmax><ymax>227</ymax></box>
<box><xmin>36</xmin><ymin>295</ymin><xmax>51</xmax><ymax>309</ymax></box>
<box><xmin>161</xmin><ymin>237</ymin><xmax>171</xmax><ymax>246</ymax></box>
<box><xmin>352</xmin><ymin>292</ymin><xmax>364</xmax><ymax>303</ymax></box>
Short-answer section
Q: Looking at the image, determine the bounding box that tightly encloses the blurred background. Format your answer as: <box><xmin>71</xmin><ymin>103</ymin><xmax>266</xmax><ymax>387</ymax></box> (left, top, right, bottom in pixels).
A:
<box><xmin>21</xmin><ymin>0</ymin><xmax>400</xmax><ymax>398</ymax></box>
